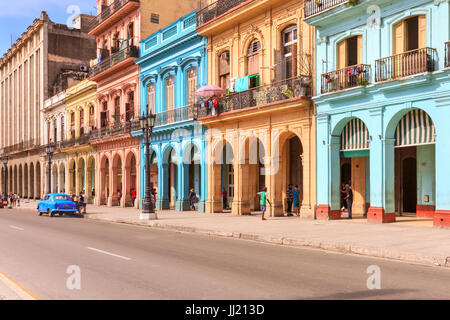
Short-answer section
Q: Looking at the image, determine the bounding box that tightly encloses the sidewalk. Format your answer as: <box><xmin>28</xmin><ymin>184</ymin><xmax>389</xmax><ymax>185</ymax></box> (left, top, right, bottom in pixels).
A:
<box><xmin>17</xmin><ymin>200</ymin><xmax>450</xmax><ymax>268</ymax></box>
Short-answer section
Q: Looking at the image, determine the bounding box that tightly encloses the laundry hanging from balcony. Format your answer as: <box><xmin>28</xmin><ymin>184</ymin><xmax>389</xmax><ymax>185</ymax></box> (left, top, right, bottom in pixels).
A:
<box><xmin>234</xmin><ymin>76</ymin><xmax>250</xmax><ymax>92</ymax></box>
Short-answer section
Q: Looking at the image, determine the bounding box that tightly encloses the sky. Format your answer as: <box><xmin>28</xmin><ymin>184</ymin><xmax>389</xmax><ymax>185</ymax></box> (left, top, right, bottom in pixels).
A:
<box><xmin>0</xmin><ymin>0</ymin><xmax>97</xmax><ymax>57</ymax></box>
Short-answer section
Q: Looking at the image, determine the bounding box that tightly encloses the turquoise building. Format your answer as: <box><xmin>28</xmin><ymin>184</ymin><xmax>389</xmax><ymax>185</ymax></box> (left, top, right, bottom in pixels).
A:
<box><xmin>134</xmin><ymin>11</ymin><xmax>208</xmax><ymax>212</ymax></box>
<box><xmin>305</xmin><ymin>0</ymin><xmax>450</xmax><ymax>226</ymax></box>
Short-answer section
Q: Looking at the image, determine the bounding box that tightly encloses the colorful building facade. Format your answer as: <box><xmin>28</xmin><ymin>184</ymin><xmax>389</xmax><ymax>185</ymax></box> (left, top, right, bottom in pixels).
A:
<box><xmin>63</xmin><ymin>79</ymin><xmax>98</xmax><ymax>203</ymax></box>
<box><xmin>135</xmin><ymin>11</ymin><xmax>208</xmax><ymax>212</ymax></box>
<box><xmin>306</xmin><ymin>0</ymin><xmax>450</xmax><ymax>226</ymax></box>
<box><xmin>196</xmin><ymin>0</ymin><xmax>317</xmax><ymax>217</ymax></box>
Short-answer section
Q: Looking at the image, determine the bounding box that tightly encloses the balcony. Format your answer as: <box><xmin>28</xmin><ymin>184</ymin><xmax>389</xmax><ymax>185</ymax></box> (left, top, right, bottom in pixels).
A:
<box><xmin>321</xmin><ymin>64</ymin><xmax>371</xmax><ymax>94</ymax></box>
<box><xmin>196</xmin><ymin>75</ymin><xmax>311</xmax><ymax>118</ymax></box>
<box><xmin>445</xmin><ymin>41</ymin><xmax>450</xmax><ymax>68</ymax></box>
<box><xmin>57</xmin><ymin>134</ymin><xmax>92</xmax><ymax>149</ymax></box>
<box><xmin>155</xmin><ymin>106</ymin><xmax>194</xmax><ymax>127</ymax></box>
<box><xmin>88</xmin><ymin>0</ymin><xmax>139</xmax><ymax>35</ymax></box>
<box><xmin>197</xmin><ymin>0</ymin><xmax>250</xmax><ymax>27</ymax></box>
<box><xmin>90</xmin><ymin>120</ymin><xmax>140</xmax><ymax>141</ymax></box>
<box><xmin>304</xmin><ymin>0</ymin><xmax>348</xmax><ymax>18</ymax></box>
<box><xmin>89</xmin><ymin>46</ymin><xmax>139</xmax><ymax>80</ymax></box>
<box><xmin>3</xmin><ymin>139</ymin><xmax>38</xmax><ymax>155</ymax></box>
<box><xmin>375</xmin><ymin>47</ymin><xmax>437</xmax><ymax>82</ymax></box>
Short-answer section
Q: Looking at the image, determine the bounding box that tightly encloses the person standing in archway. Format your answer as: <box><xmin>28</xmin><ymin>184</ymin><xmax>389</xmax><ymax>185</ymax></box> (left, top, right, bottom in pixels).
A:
<box><xmin>286</xmin><ymin>184</ymin><xmax>293</xmax><ymax>216</ymax></box>
<box><xmin>130</xmin><ymin>188</ymin><xmax>137</xmax><ymax>208</ymax></box>
<box><xmin>345</xmin><ymin>184</ymin><xmax>353</xmax><ymax>220</ymax></box>
<box><xmin>292</xmin><ymin>185</ymin><xmax>301</xmax><ymax>217</ymax></box>
<box><xmin>222</xmin><ymin>188</ymin><xmax>228</xmax><ymax>210</ymax></box>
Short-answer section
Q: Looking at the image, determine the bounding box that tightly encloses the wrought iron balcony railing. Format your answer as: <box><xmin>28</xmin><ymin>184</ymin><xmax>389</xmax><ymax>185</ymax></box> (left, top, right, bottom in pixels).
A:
<box><xmin>445</xmin><ymin>41</ymin><xmax>450</xmax><ymax>68</ymax></box>
<box><xmin>89</xmin><ymin>46</ymin><xmax>139</xmax><ymax>78</ymax></box>
<box><xmin>90</xmin><ymin>120</ymin><xmax>140</xmax><ymax>140</ymax></box>
<box><xmin>196</xmin><ymin>75</ymin><xmax>311</xmax><ymax>118</ymax></box>
<box><xmin>321</xmin><ymin>64</ymin><xmax>371</xmax><ymax>94</ymax></box>
<box><xmin>3</xmin><ymin>139</ymin><xmax>38</xmax><ymax>155</ymax></box>
<box><xmin>155</xmin><ymin>106</ymin><xmax>194</xmax><ymax>127</ymax></box>
<box><xmin>87</xmin><ymin>0</ymin><xmax>139</xmax><ymax>31</ymax></box>
<box><xmin>304</xmin><ymin>0</ymin><xmax>348</xmax><ymax>18</ymax></box>
<box><xmin>375</xmin><ymin>47</ymin><xmax>437</xmax><ymax>82</ymax></box>
<box><xmin>196</xmin><ymin>0</ymin><xmax>251</xmax><ymax>27</ymax></box>
<box><xmin>57</xmin><ymin>133</ymin><xmax>93</xmax><ymax>149</ymax></box>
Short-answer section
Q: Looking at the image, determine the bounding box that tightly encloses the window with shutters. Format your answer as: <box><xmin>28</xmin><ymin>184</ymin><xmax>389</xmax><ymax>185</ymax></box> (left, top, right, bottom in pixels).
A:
<box><xmin>126</xmin><ymin>91</ymin><xmax>134</xmax><ymax>121</ymax></box>
<box><xmin>70</xmin><ymin>113</ymin><xmax>75</xmax><ymax>139</ymax></box>
<box><xmin>393</xmin><ymin>15</ymin><xmax>426</xmax><ymax>55</ymax></box>
<box><xmin>282</xmin><ymin>25</ymin><xmax>298</xmax><ymax>79</ymax></box>
<box><xmin>187</xmin><ymin>68</ymin><xmax>197</xmax><ymax>106</ymax></box>
<box><xmin>61</xmin><ymin>116</ymin><xmax>65</xmax><ymax>141</ymax></box>
<box><xmin>247</xmin><ymin>40</ymin><xmax>261</xmax><ymax>76</ymax></box>
<box><xmin>53</xmin><ymin>119</ymin><xmax>57</xmax><ymax>142</ymax></box>
<box><xmin>47</xmin><ymin>121</ymin><xmax>51</xmax><ymax>144</ymax></box>
<box><xmin>89</xmin><ymin>105</ymin><xmax>95</xmax><ymax>129</ymax></box>
<box><xmin>337</xmin><ymin>35</ymin><xmax>362</xmax><ymax>70</ymax></box>
<box><xmin>219</xmin><ymin>51</ymin><xmax>230</xmax><ymax>90</ymax></box>
<box><xmin>165</xmin><ymin>76</ymin><xmax>175</xmax><ymax>111</ymax></box>
<box><xmin>128</xmin><ymin>23</ymin><xmax>134</xmax><ymax>47</ymax></box>
<box><xmin>147</xmin><ymin>84</ymin><xmax>155</xmax><ymax>114</ymax></box>
<box><xmin>114</xmin><ymin>96</ymin><xmax>121</xmax><ymax>123</ymax></box>
<box><xmin>79</xmin><ymin>109</ymin><xmax>84</xmax><ymax>136</ymax></box>
<box><xmin>101</xmin><ymin>101</ymin><xmax>108</xmax><ymax>128</ymax></box>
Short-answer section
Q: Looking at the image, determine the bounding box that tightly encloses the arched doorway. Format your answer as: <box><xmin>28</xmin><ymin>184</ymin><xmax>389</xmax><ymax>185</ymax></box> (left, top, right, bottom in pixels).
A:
<box><xmin>161</xmin><ymin>146</ymin><xmax>178</xmax><ymax>210</ymax></box>
<box><xmin>125</xmin><ymin>152</ymin><xmax>138</xmax><ymax>207</ymax></box>
<box><xmin>183</xmin><ymin>144</ymin><xmax>202</xmax><ymax>210</ymax></box>
<box><xmin>394</xmin><ymin>109</ymin><xmax>435</xmax><ymax>217</ymax></box>
<box><xmin>99</xmin><ymin>156</ymin><xmax>110</xmax><ymax>205</ymax></box>
<box><xmin>18</xmin><ymin>165</ymin><xmax>23</xmax><ymax>197</ymax></box>
<box><xmin>29</xmin><ymin>163</ymin><xmax>34</xmax><ymax>199</ymax></box>
<box><xmin>24</xmin><ymin>164</ymin><xmax>28</xmax><ymax>198</ymax></box>
<box><xmin>69</xmin><ymin>160</ymin><xmax>76</xmax><ymax>195</ymax></box>
<box><xmin>52</xmin><ymin>164</ymin><xmax>58</xmax><ymax>193</ymax></box>
<box><xmin>36</xmin><ymin>162</ymin><xmax>41</xmax><ymax>199</ymax></box>
<box><xmin>78</xmin><ymin>158</ymin><xmax>86</xmax><ymax>195</ymax></box>
<box><xmin>59</xmin><ymin>163</ymin><xmax>65</xmax><ymax>193</ymax></box>
<box><xmin>112</xmin><ymin>154</ymin><xmax>123</xmax><ymax>206</ymax></box>
<box><xmin>339</xmin><ymin>118</ymin><xmax>370</xmax><ymax>218</ymax></box>
<box><xmin>87</xmin><ymin>157</ymin><xmax>95</xmax><ymax>203</ymax></box>
<box><xmin>13</xmin><ymin>165</ymin><xmax>17</xmax><ymax>194</ymax></box>
<box><xmin>220</xmin><ymin>142</ymin><xmax>234</xmax><ymax>212</ymax></box>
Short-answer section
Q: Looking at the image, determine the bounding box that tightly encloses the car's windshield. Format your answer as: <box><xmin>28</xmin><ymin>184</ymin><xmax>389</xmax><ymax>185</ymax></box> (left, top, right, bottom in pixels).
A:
<box><xmin>54</xmin><ymin>196</ymin><xmax>71</xmax><ymax>201</ymax></box>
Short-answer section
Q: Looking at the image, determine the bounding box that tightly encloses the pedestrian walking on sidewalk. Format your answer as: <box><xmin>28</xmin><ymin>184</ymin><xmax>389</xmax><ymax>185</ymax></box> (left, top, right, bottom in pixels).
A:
<box><xmin>257</xmin><ymin>187</ymin><xmax>271</xmax><ymax>221</ymax></box>
<box><xmin>286</xmin><ymin>184</ymin><xmax>293</xmax><ymax>216</ymax></box>
<box><xmin>222</xmin><ymin>188</ymin><xmax>228</xmax><ymax>210</ymax></box>
<box><xmin>117</xmin><ymin>190</ymin><xmax>122</xmax><ymax>206</ymax></box>
<box><xmin>292</xmin><ymin>185</ymin><xmax>301</xmax><ymax>216</ymax></box>
<box><xmin>130</xmin><ymin>188</ymin><xmax>137</xmax><ymax>208</ymax></box>
<box><xmin>345</xmin><ymin>184</ymin><xmax>353</xmax><ymax>219</ymax></box>
<box><xmin>16</xmin><ymin>194</ymin><xmax>20</xmax><ymax>207</ymax></box>
<box><xmin>78</xmin><ymin>191</ymin><xmax>87</xmax><ymax>214</ymax></box>
<box><xmin>189</xmin><ymin>188</ymin><xmax>198</xmax><ymax>211</ymax></box>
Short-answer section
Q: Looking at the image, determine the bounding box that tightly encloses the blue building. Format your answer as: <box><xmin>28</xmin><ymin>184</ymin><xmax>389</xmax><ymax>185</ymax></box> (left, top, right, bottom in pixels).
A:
<box><xmin>305</xmin><ymin>0</ymin><xmax>450</xmax><ymax>226</ymax></box>
<box><xmin>134</xmin><ymin>11</ymin><xmax>207</xmax><ymax>212</ymax></box>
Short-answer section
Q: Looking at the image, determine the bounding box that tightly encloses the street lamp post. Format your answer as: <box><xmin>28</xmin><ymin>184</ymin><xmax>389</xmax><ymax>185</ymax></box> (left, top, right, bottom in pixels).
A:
<box><xmin>140</xmin><ymin>107</ymin><xmax>157</xmax><ymax>220</ymax></box>
<box><xmin>46</xmin><ymin>143</ymin><xmax>55</xmax><ymax>195</ymax></box>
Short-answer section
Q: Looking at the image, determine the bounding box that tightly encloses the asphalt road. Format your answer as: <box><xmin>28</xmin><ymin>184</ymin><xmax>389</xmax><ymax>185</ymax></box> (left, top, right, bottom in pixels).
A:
<box><xmin>0</xmin><ymin>208</ymin><xmax>449</xmax><ymax>300</ymax></box>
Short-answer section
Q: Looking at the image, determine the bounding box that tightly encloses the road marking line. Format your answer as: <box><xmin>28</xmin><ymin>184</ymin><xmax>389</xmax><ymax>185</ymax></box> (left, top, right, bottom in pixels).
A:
<box><xmin>0</xmin><ymin>272</ymin><xmax>39</xmax><ymax>300</ymax></box>
<box><xmin>9</xmin><ymin>225</ymin><xmax>24</xmax><ymax>231</ymax></box>
<box><xmin>87</xmin><ymin>247</ymin><xmax>132</xmax><ymax>261</ymax></box>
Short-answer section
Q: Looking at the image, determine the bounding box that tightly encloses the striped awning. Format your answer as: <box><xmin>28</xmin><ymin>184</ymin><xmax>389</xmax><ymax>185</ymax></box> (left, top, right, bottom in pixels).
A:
<box><xmin>395</xmin><ymin>109</ymin><xmax>435</xmax><ymax>147</ymax></box>
<box><xmin>341</xmin><ymin>118</ymin><xmax>370</xmax><ymax>151</ymax></box>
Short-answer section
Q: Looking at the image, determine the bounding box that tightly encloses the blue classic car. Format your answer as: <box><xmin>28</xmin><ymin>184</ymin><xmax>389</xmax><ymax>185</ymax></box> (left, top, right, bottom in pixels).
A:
<box><xmin>37</xmin><ymin>193</ymin><xmax>78</xmax><ymax>217</ymax></box>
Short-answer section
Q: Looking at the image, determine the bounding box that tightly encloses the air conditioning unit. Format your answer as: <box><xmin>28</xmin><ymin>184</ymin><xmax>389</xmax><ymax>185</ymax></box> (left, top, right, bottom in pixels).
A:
<box><xmin>80</xmin><ymin>65</ymin><xmax>88</xmax><ymax>72</ymax></box>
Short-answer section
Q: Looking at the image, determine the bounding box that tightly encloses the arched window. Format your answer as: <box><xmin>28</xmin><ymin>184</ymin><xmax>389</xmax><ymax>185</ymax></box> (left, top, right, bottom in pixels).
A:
<box><xmin>47</xmin><ymin>121</ymin><xmax>51</xmax><ymax>144</ymax></box>
<box><xmin>53</xmin><ymin>119</ymin><xmax>57</xmax><ymax>142</ymax></box>
<box><xmin>186</xmin><ymin>68</ymin><xmax>197</xmax><ymax>106</ymax></box>
<box><xmin>60</xmin><ymin>115</ymin><xmax>65</xmax><ymax>141</ymax></box>
<box><xmin>128</xmin><ymin>23</ymin><xmax>134</xmax><ymax>47</ymax></box>
<box><xmin>126</xmin><ymin>91</ymin><xmax>134</xmax><ymax>121</ymax></box>
<box><xmin>79</xmin><ymin>109</ymin><xmax>84</xmax><ymax>136</ymax></box>
<box><xmin>70</xmin><ymin>112</ymin><xmax>75</xmax><ymax>139</ymax></box>
<box><xmin>337</xmin><ymin>36</ymin><xmax>362</xmax><ymax>69</ymax></box>
<box><xmin>89</xmin><ymin>105</ymin><xmax>95</xmax><ymax>129</ymax></box>
<box><xmin>247</xmin><ymin>40</ymin><xmax>261</xmax><ymax>75</ymax></box>
<box><xmin>147</xmin><ymin>84</ymin><xmax>155</xmax><ymax>114</ymax></box>
<box><xmin>282</xmin><ymin>25</ymin><xmax>298</xmax><ymax>79</ymax></box>
<box><xmin>219</xmin><ymin>51</ymin><xmax>230</xmax><ymax>90</ymax></box>
<box><xmin>165</xmin><ymin>76</ymin><xmax>175</xmax><ymax>111</ymax></box>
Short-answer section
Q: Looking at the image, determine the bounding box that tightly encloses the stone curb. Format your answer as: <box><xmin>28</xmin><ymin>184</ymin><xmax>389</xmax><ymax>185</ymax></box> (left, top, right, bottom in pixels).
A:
<box><xmin>83</xmin><ymin>214</ymin><xmax>450</xmax><ymax>269</ymax></box>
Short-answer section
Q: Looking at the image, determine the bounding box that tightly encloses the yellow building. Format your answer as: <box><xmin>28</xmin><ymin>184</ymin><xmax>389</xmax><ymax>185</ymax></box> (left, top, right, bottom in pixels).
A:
<box><xmin>197</xmin><ymin>0</ymin><xmax>316</xmax><ymax>218</ymax></box>
<box><xmin>63</xmin><ymin>80</ymin><xmax>97</xmax><ymax>203</ymax></box>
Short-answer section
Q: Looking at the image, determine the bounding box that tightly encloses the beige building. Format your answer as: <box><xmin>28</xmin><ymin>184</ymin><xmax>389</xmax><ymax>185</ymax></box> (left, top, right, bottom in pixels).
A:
<box><xmin>197</xmin><ymin>0</ymin><xmax>317</xmax><ymax>218</ymax></box>
<box><xmin>0</xmin><ymin>12</ymin><xmax>96</xmax><ymax>199</ymax></box>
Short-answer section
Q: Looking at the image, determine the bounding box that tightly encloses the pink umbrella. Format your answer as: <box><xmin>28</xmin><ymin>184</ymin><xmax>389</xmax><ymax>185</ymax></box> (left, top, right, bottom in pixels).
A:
<box><xmin>195</xmin><ymin>85</ymin><xmax>225</xmax><ymax>98</ymax></box>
